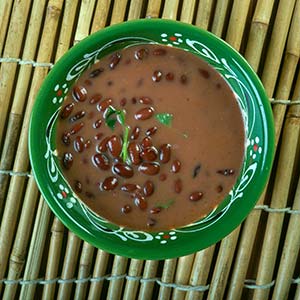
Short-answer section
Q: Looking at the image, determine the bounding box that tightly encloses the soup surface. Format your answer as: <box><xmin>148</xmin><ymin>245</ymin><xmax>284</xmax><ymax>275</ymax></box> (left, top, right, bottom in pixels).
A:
<box><xmin>56</xmin><ymin>44</ymin><xmax>245</xmax><ymax>231</ymax></box>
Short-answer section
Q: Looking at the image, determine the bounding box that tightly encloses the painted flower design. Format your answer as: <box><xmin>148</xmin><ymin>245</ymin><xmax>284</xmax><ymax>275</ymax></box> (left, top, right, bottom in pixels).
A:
<box><xmin>53</xmin><ymin>83</ymin><xmax>68</xmax><ymax>104</ymax></box>
<box><xmin>161</xmin><ymin>33</ymin><xmax>183</xmax><ymax>46</ymax></box>
<box><xmin>155</xmin><ymin>231</ymin><xmax>177</xmax><ymax>244</ymax></box>
<box><xmin>247</xmin><ymin>136</ymin><xmax>262</xmax><ymax>159</ymax></box>
<box><xmin>57</xmin><ymin>184</ymin><xmax>76</xmax><ymax>208</ymax></box>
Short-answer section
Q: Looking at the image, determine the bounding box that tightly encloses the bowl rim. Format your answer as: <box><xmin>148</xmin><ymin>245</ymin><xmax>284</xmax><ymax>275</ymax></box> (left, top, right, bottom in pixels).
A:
<box><xmin>29</xmin><ymin>18</ymin><xmax>275</xmax><ymax>259</ymax></box>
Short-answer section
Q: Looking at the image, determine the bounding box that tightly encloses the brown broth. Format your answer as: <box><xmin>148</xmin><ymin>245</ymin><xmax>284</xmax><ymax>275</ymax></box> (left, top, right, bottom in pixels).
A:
<box><xmin>56</xmin><ymin>44</ymin><xmax>245</xmax><ymax>231</ymax></box>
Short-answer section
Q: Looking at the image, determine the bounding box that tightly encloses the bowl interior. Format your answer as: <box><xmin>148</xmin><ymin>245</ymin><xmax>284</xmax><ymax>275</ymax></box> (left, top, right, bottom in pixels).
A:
<box><xmin>29</xmin><ymin>19</ymin><xmax>274</xmax><ymax>259</ymax></box>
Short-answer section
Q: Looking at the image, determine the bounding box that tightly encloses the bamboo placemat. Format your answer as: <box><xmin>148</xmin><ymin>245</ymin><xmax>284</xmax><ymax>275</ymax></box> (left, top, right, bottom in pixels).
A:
<box><xmin>0</xmin><ymin>1</ymin><xmax>299</xmax><ymax>299</ymax></box>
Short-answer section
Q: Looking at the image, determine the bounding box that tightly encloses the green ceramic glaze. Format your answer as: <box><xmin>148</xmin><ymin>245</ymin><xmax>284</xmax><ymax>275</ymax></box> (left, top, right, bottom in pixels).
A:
<box><xmin>29</xmin><ymin>19</ymin><xmax>275</xmax><ymax>259</ymax></box>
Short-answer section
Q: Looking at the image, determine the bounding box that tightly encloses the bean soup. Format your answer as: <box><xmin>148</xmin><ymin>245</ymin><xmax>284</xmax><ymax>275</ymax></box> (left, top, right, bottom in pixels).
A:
<box><xmin>56</xmin><ymin>44</ymin><xmax>245</xmax><ymax>231</ymax></box>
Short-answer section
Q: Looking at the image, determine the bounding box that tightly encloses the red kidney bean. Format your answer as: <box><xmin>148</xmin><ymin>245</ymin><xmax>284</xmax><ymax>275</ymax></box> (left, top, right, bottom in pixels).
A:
<box><xmin>107</xmin><ymin>135</ymin><xmax>122</xmax><ymax>158</ymax></box>
<box><xmin>60</xmin><ymin>103</ymin><xmax>74</xmax><ymax>119</ymax></box>
<box><xmin>189</xmin><ymin>191</ymin><xmax>203</xmax><ymax>201</ymax></box>
<box><xmin>70</xmin><ymin>110</ymin><xmax>86</xmax><ymax>122</ymax></box>
<box><xmin>128</xmin><ymin>142</ymin><xmax>142</xmax><ymax>165</ymax></box>
<box><xmin>94</xmin><ymin>132</ymin><xmax>103</xmax><ymax>140</ymax></box>
<box><xmin>180</xmin><ymin>74</ymin><xmax>187</xmax><ymax>84</ymax></box>
<box><xmin>166</xmin><ymin>72</ymin><xmax>174</xmax><ymax>81</ymax></box>
<box><xmin>198</xmin><ymin>68</ymin><xmax>210</xmax><ymax>79</ymax></box>
<box><xmin>97</xmin><ymin>136</ymin><xmax>110</xmax><ymax>152</ymax></box>
<box><xmin>109</xmin><ymin>52</ymin><xmax>121</xmax><ymax>69</ymax></box>
<box><xmin>134</xmin><ymin>48</ymin><xmax>148</xmax><ymax>60</ymax></box>
<box><xmin>134</xmin><ymin>192</ymin><xmax>147</xmax><ymax>210</ymax></box>
<box><xmin>74</xmin><ymin>180</ymin><xmax>82</xmax><ymax>193</ymax></box>
<box><xmin>138</xmin><ymin>162</ymin><xmax>160</xmax><ymax>175</ymax></box>
<box><xmin>84</xmin><ymin>140</ymin><xmax>91</xmax><ymax>149</ymax></box>
<box><xmin>216</xmin><ymin>185</ymin><xmax>223</xmax><ymax>193</ymax></box>
<box><xmin>141</xmin><ymin>136</ymin><xmax>152</xmax><ymax>149</ymax></box>
<box><xmin>140</xmin><ymin>146</ymin><xmax>158</xmax><ymax>161</ymax></box>
<box><xmin>89</xmin><ymin>67</ymin><xmax>104</xmax><ymax>78</ymax></box>
<box><xmin>62</xmin><ymin>132</ymin><xmax>71</xmax><ymax>145</ymax></box>
<box><xmin>159</xmin><ymin>173</ymin><xmax>167</xmax><ymax>181</ymax></box>
<box><xmin>174</xmin><ymin>178</ymin><xmax>182</xmax><ymax>194</ymax></box>
<box><xmin>112</xmin><ymin>163</ymin><xmax>134</xmax><ymax>178</ymax></box>
<box><xmin>121</xmin><ymin>183</ymin><xmax>140</xmax><ymax>193</ymax></box>
<box><xmin>62</xmin><ymin>152</ymin><xmax>73</xmax><ymax>169</ymax></box>
<box><xmin>153</xmin><ymin>48</ymin><xmax>167</xmax><ymax>56</ymax></box>
<box><xmin>121</xmin><ymin>205</ymin><xmax>132</xmax><ymax>214</ymax></box>
<box><xmin>152</xmin><ymin>70</ymin><xmax>162</xmax><ymax>82</ymax></box>
<box><xmin>97</xmin><ymin>98</ymin><xmax>112</xmax><ymax>112</ymax></box>
<box><xmin>171</xmin><ymin>160</ymin><xmax>181</xmax><ymax>173</ymax></box>
<box><xmin>101</xmin><ymin>176</ymin><xmax>118</xmax><ymax>191</ymax></box>
<box><xmin>130</xmin><ymin>126</ymin><xmax>140</xmax><ymax>140</ymax></box>
<box><xmin>93</xmin><ymin>153</ymin><xmax>110</xmax><ymax>170</ymax></box>
<box><xmin>72</xmin><ymin>85</ymin><xmax>87</xmax><ymax>102</ymax></box>
<box><xmin>159</xmin><ymin>144</ymin><xmax>171</xmax><ymax>163</ymax></box>
<box><xmin>147</xmin><ymin>218</ymin><xmax>156</xmax><ymax>227</ymax></box>
<box><xmin>89</xmin><ymin>94</ymin><xmax>102</xmax><ymax>104</ymax></box>
<box><xmin>120</xmin><ymin>97</ymin><xmax>127</xmax><ymax>106</ymax></box>
<box><xmin>74</xmin><ymin>136</ymin><xmax>84</xmax><ymax>152</ymax></box>
<box><xmin>150</xmin><ymin>207</ymin><xmax>161</xmax><ymax>214</ymax></box>
<box><xmin>143</xmin><ymin>180</ymin><xmax>154</xmax><ymax>197</ymax></box>
<box><xmin>93</xmin><ymin>119</ymin><xmax>102</xmax><ymax>129</ymax></box>
<box><xmin>132</xmin><ymin>97</ymin><xmax>137</xmax><ymax>104</ymax></box>
<box><xmin>217</xmin><ymin>169</ymin><xmax>235</xmax><ymax>176</ymax></box>
<box><xmin>70</xmin><ymin>122</ymin><xmax>84</xmax><ymax>135</ymax></box>
<box><xmin>139</xmin><ymin>96</ymin><xmax>153</xmax><ymax>105</ymax></box>
<box><xmin>146</xmin><ymin>126</ymin><xmax>157</xmax><ymax>136</ymax></box>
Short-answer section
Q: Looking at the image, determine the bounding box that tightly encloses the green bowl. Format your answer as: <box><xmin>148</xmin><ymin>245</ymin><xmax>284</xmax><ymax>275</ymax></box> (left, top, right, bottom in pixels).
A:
<box><xmin>29</xmin><ymin>19</ymin><xmax>274</xmax><ymax>259</ymax></box>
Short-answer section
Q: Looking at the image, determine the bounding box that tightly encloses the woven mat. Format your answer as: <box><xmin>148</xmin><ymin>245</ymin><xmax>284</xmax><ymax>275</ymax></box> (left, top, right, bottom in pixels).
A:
<box><xmin>0</xmin><ymin>1</ymin><xmax>300</xmax><ymax>299</ymax></box>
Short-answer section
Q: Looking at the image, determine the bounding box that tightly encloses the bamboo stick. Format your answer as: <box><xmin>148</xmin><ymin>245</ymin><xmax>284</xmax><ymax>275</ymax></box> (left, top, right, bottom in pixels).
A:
<box><xmin>226</xmin><ymin>2</ymin><xmax>300</xmax><ymax>299</ymax></box>
<box><xmin>272</xmin><ymin>145</ymin><xmax>300</xmax><ymax>300</ymax></box>
<box><xmin>91</xmin><ymin>0</ymin><xmax>112</xmax><ymax>33</ymax></box>
<box><xmin>180</xmin><ymin>0</ymin><xmax>196</xmax><ymax>24</ymax></box>
<box><xmin>128</xmin><ymin>0</ymin><xmax>144</xmax><ymax>20</ymax></box>
<box><xmin>138</xmin><ymin>260</ymin><xmax>159</xmax><ymax>300</ymax></box>
<box><xmin>0</xmin><ymin>0</ymin><xmax>13</xmax><ymax>55</ymax></box>
<box><xmin>1</xmin><ymin>176</ymin><xmax>39</xmax><ymax>300</ymax></box>
<box><xmin>206</xmin><ymin>228</ymin><xmax>240</xmax><ymax>300</ymax></box>
<box><xmin>106</xmin><ymin>255</ymin><xmax>128</xmax><ymax>300</ymax></box>
<box><xmin>146</xmin><ymin>0</ymin><xmax>162</xmax><ymax>18</ymax></box>
<box><xmin>0</xmin><ymin>0</ymin><xmax>63</xmax><ymax>294</ymax></box>
<box><xmin>74</xmin><ymin>0</ymin><xmax>97</xmax><ymax>44</ymax></box>
<box><xmin>195</xmin><ymin>0</ymin><xmax>214</xmax><ymax>30</ymax></box>
<box><xmin>74</xmin><ymin>242</ymin><xmax>95</xmax><ymax>300</ymax></box>
<box><xmin>211</xmin><ymin>0</ymin><xmax>231</xmax><ymax>37</ymax></box>
<box><xmin>261</xmin><ymin>0</ymin><xmax>296</xmax><ymax>98</ymax></box>
<box><xmin>18</xmin><ymin>196</ymin><xmax>52</xmax><ymax>300</ymax></box>
<box><xmin>172</xmin><ymin>254</ymin><xmax>195</xmax><ymax>300</ymax></box>
<box><xmin>110</xmin><ymin>0</ymin><xmax>128</xmax><ymax>25</ymax></box>
<box><xmin>162</xmin><ymin>0</ymin><xmax>180</xmax><ymax>20</ymax></box>
<box><xmin>158</xmin><ymin>258</ymin><xmax>177</xmax><ymax>300</ymax></box>
<box><xmin>41</xmin><ymin>218</ymin><xmax>65</xmax><ymax>300</ymax></box>
<box><xmin>295</xmin><ymin>283</ymin><xmax>300</xmax><ymax>300</ymax></box>
<box><xmin>185</xmin><ymin>246</ymin><xmax>215</xmax><ymax>300</ymax></box>
<box><xmin>56</xmin><ymin>232</ymin><xmax>82</xmax><ymax>300</ymax></box>
<box><xmin>225</xmin><ymin>0</ymin><xmax>252</xmax><ymax>50</ymax></box>
<box><xmin>244</xmin><ymin>0</ymin><xmax>275</xmax><ymax>71</ymax></box>
<box><xmin>40</xmin><ymin>2</ymin><xmax>79</xmax><ymax>299</ymax></box>
<box><xmin>0</xmin><ymin>0</ymin><xmax>47</xmax><ymax>219</ymax></box>
<box><xmin>0</xmin><ymin>0</ymin><xmax>31</xmax><ymax>149</ymax></box>
<box><xmin>122</xmin><ymin>259</ymin><xmax>144</xmax><ymax>300</ymax></box>
<box><xmin>87</xmin><ymin>250</ymin><xmax>110</xmax><ymax>300</ymax></box>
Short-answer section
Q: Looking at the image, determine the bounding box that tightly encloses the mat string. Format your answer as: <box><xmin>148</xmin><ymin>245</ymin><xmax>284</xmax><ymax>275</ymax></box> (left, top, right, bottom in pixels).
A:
<box><xmin>0</xmin><ymin>275</ymin><xmax>299</xmax><ymax>291</ymax></box>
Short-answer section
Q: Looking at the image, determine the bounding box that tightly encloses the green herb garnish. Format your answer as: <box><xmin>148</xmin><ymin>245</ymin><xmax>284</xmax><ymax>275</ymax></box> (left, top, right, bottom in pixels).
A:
<box><xmin>104</xmin><ymin>105</ymin><xmax>129</xmax><ymax>162</ymax></box>
<box><xmin>156</xmin><ymin>199</ymin><xmax>175</xmax><ymax>209</ymax></box>
<box><xmin>155</xmin><ymin>113</ymin><xmax>173</xmax><ymax>126</ymax></box>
